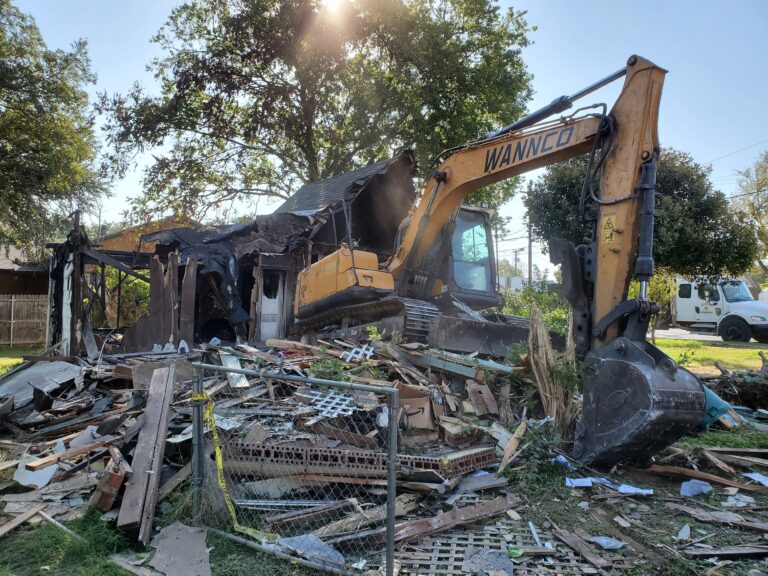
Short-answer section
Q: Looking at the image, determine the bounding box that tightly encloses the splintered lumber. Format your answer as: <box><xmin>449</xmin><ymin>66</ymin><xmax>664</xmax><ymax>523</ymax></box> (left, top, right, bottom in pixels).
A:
<box><xmin>712</xmin><ymin>453</ymin><xmax>768</xmax><ymax>470</ymax></box>
<box><xmin>25</xmin><ymin>436</ymin><xmax>116</xmax><ymax>471</ymax></box>
<box><xmin>682</xmin><ymin>545</ymin><xmax>768</xmax><ymax>559</ymax></box>
<box><xmin>390</xmin><ymin>494</ymin><xmax>519</xmax><ymax>545</ymax></box>
<box><xmin>0</xmin><ymin>504</ymin><xmax>45</xmax><ymax>538</ymax></box>
<box><xmin>666</xmin><ymin>502</ymin><xmax>768</xmax><ymax>533</ymax></box>
<box><xmin>701</xmin><ymin>450</ymin><xmax>737</xmax><ymax>475</ymax></box>
<box><xmin>642</xmin><ymin>464</ymin><xmax>766</xmax><ymax>492</ymax></box>
<box><xmin>498</xmin><ymin>418</ymin><xmax>527</xmax><ymax>476</ymax></box>
<box><xmin>528</xmin><ymin>304</ymin><xmax>578</xmax><ymax>439</ymax></box>
<box><xmin>117</xmin><ymin>366</ymin><xmax>175</xmax><ymax>544</ymax></box>
<box><xmin>466</xmin><ymin>379</ymin><xmax>497</xmax><ymax>416</ymax></box>
<box><xmin>553</xmin><ymin>528</ymin><xmax>610</xmax><ymax>569</ymax></box>
<box><xmin>314</xmin><ymin>494</ymin><xmax>420</xmax><ymax>538</ymax></box>
<box><xmin>266</xmin><ymin>500</ymin><xmax>359</xmax><ymax>532</ymax></box>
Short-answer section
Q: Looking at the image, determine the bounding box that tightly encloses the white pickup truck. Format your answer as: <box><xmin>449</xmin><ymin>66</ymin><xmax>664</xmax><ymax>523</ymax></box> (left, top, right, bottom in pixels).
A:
<box><xmin>672</xmin><ymin>278</ymin><xmax>768</xmax><ymax>343</ymax></box>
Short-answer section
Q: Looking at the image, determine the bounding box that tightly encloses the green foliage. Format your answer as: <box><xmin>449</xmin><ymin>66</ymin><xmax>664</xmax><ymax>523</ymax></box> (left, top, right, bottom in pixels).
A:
<box><xmin>306</xmin><ymin>355</ymin><xmax>349</xmax><ymax>381</ymax></box>
<box><xmin>502</xmin><ymin>274</ymin><xmax>569</xmax><ymax>334</ymax></box>
<box><xmin>736</xmin><ymin>150</ymin><xmax>768</xmax><ymax>259</ymax></box>
<box><xmin>524</xmin><ymin>150</ymin><xmax>760</xmax><ymax>278</ymax></box>
<box><xmin>98</xmin><ymin>0</ymin><xmax>533</xmax><ymax>220</ymax></box>
<box><xmin>674</xmin><ymin>348</ymin><xmax>695</xmax><ymax>368</ymax></box>
<box><xmin>0</xmin><ymin>0</ymin><xmax>104</xmax><ymax>248</ymax></box>
<box><xmin>366</xmin><ymin>325</ymin><xmax>385</xmax><ymax>342</ymax></box>
<box><xmin>628</xmin><ymin>270</ymin><xmax>676</xmax><ymax>340</ymax></box>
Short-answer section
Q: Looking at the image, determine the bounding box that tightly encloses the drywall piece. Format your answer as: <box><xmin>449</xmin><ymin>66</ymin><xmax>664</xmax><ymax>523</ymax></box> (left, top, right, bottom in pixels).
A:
<box><xmin>149</xmin><ymin>521</ymin><xmax>211</xmax><ymax>576</ymax></box>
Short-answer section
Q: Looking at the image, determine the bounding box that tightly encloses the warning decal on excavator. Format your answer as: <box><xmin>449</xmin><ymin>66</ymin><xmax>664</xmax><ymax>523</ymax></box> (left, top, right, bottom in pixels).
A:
<box><xmin>601</xmin><ymin>215</ymin><xmax>616</xmax><ymax>244</ymax></box>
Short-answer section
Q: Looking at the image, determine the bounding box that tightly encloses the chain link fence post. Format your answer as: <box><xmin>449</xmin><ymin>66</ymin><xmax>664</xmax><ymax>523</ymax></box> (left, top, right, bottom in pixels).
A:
<box><xmin>192</xmin><ymin>366</ymin><xmax>205</xmax><ymax>521</ymax></box>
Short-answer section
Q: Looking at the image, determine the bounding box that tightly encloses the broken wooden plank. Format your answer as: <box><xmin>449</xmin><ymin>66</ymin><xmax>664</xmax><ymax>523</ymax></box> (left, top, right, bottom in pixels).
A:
<box><xmin>553</xmin><ymin>528</ymin><xmax>610</xmax><ymax>569</ymax></box>
<box><xmin>157</xmin><ymin>462</ymin><xmax>192</xmax><ymax>503</ymax></box>
<box><xmin>642</xmin><ymin>464</ymin><xmax>766</xmax><ymax>492</ymax></box>
<box><xmin>454</xmin><ymin>473</ymin><xmax>508</xmax><ymax>494</ymax></box>
<box><xmin>0</xmin><ymin>503</ymin><xmax>45</xmax><ymax>538</ymax></box>
<box><xmin>25</xmin><ymin>436</ymin><xmax>116</xmax><ymax>471</ymax></box>
<box><xmin>389</xmin><ymin>494</ymin><xmax>519</xmax><ymax>545</ymax></box>
<box><xmin>266</xmin><ymin>500</ymin><xmax>358</xmax><ymax>532</ymax></box>
<box><xmin>465</xmin><ymin>380</ymin><xmax>489</xmax><ymax>416</ymax></box>
<box><xmin>117</xmin><ymin>366</ymin><xmax>175</xmax><ymax>543</ymax></box>
<box><xmin>498</xmin><ymin>418</ymin><xmax>527</xmax><ymax>476</ymax></box>
<box><xmin>701</xmin><ymin>450</ymin><xmax>738</xmax><ymax>475</ymax></box>
<box><xmin>682</xmin><ymin>545</ymin><xmax>768</xmax><ymax>559</ymax></box>
<box><xmin>714</xmin><ymin>453</ymin><xmax>768</xmax><ymax>470</ymax></box>
<box><xmin>313</xmin><ymin>494</ymin><xmax>420</xmax><ymax>538</ymax></box>
<box><xmin>137</xmin><ymin>367</ymin><xmax>176</xmax><ymax>546</ymax></box>
<box><xmin>179</xmin><ymin>258</ymin><xmax>197</xmax><ymax>345</ymax></box>
<box><xmin>666</xmin><ymin>502</ymin><xmax>768</xmax><ymax>533</ymax></box>
<box><xmin>295</xmin><ymin>420</ymin><xmax>379</xmax><ymax>450</ymax></box>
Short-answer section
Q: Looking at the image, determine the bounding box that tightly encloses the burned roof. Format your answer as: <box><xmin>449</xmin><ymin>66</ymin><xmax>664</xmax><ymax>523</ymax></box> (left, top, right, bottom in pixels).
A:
<box><xmin>274</xmin><ymin>152</ymin><xmax>417</xmax><ymax>215</ymax></box>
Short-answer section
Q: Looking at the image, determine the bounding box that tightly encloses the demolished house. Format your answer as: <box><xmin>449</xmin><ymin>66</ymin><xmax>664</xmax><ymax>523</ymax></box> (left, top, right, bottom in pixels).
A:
<box><xmin>3</xmin><ymin>155</ymin><xmax>768</xmax><ymax>576</ymax></box>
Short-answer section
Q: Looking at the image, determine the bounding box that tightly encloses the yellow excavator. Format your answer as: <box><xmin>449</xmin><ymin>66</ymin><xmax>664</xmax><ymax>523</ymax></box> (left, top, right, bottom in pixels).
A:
<box><xmin>293</xmin><ymin>55</ymin><xmax>706</xmax><ymax>466</ymax></box>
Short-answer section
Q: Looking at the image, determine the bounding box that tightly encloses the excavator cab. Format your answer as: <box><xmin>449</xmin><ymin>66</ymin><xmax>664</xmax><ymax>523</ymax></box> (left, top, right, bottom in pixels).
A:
<box><xmin>438</xmin><ymin>207</ymin><xmax>500</xmax><ymax>311</ymax></box>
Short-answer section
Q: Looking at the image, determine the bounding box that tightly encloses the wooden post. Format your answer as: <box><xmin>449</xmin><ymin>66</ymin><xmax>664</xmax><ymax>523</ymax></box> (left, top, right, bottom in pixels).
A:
<box><xmin>116</xmin><ymin>270</ymin><xmax>122</xmax><ymax>327</ymax></box>
<box><xmin>100</xmin><ymin>263</ymin><xmax>106</xmax><ymax>327</ymax></box>
<box><xmin>9</xmin><ymin>294</ymin><xmax>14</xmax><ymax>347</ymax></box>
<box><xmin>70</xmin><ymin>211</ymin><xmax>82</xmax><ymax>356</ymax></box>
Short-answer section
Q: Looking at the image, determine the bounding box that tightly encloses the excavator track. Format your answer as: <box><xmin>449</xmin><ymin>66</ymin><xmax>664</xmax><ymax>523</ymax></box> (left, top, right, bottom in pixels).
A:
<box><xmin>293</xmin><ymin>297</ymin><xmax>440</xmax><ymax>343</ymax></box>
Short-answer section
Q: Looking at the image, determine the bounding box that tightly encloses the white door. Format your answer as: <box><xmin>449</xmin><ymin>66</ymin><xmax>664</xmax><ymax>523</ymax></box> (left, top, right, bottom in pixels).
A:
<box><xmin>694</xmin><ymin>282</ymin><xmax>721</xmax><ymax>324</ymax></box>
<box><xmin>674</xmin><ymin>280</ymin><xmax>696</xmax><ymax>323</ymax></box>
<box><xmin>259</xmin><ymin>270</ymin><xmax>283</xmax><ymax>340</ymax></box>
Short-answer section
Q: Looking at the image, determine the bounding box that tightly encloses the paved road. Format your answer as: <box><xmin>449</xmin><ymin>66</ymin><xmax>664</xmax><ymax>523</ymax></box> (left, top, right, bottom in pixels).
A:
<box><xmin>653</xmin><ymin>327</ymin><xmax>723</xmax><ymax>342</ymax></box>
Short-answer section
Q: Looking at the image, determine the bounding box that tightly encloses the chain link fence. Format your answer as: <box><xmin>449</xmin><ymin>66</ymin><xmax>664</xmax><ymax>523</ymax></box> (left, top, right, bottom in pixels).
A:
<box><xmin>190</xmin><ymin>362</ymin><xmax>398</xmax><ymax>575</ymax></box>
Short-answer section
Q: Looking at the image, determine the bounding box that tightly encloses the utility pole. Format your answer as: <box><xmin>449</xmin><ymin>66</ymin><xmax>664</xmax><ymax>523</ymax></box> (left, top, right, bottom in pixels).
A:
<box><xmin>511</xmin><ymin>247</ymin><xmax>525</xmax><ymax>279</ymax></box>
<box><xmin>527</xmin><ymin>220</ymin><xmax>533</xmax><ymax>285</ymax></box>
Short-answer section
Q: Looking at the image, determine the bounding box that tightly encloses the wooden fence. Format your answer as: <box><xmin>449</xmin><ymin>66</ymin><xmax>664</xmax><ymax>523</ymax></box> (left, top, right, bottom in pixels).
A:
<box><xmin>0</xmin><ymin>294</ymin><xmax>48</xmax><ymax>346</ymax></box>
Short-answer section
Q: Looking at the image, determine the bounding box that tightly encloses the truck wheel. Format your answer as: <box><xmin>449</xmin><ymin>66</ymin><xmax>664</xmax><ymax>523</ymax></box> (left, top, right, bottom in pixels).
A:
<box><xmin>719</xmin><ymin>317</ymin><xmax>752</xmax><ymax>342</ymax></box>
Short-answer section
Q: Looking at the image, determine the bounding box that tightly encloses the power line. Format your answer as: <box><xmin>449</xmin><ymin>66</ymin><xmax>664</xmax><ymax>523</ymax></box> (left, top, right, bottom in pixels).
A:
<box><xmin>707</xmin><ymin>138</ymin><xmax>768</xmax><ymax>164</ymax></box>
<box><xmin>727</xmin><ymin>187</ymin><xmax>767</xmax><ymax>200</ymax></box>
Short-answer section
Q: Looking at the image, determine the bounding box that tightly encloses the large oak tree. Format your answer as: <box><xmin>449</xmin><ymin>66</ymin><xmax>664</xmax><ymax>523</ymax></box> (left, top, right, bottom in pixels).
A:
<box><xmin>0</xmin><ymin>0</ymin><xmax>102</xmax><ymax>247</ymax></box>
<box><xmin>99</xmin><ymin>0</ymin><xmax>533</xmax><ymax>220</ymax></box>
<box><xmin>524</xmin><ymin>150</ymin><xmax>759</xmax><ymax>278</ymax></box>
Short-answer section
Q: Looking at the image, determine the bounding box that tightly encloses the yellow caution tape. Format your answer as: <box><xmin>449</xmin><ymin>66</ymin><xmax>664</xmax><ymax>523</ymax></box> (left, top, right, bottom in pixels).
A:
<box><xmin>193</xmin><ymin>391</ymin><xmax>278</xmax><ymax>541</ymax></box>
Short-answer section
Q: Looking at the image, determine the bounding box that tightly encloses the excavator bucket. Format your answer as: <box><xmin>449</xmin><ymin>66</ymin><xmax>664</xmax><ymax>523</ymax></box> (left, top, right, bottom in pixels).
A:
<box><xmin>573</xmin><ymin>337</ymin><xmax>706</xmax><ymax>467</ymax></box>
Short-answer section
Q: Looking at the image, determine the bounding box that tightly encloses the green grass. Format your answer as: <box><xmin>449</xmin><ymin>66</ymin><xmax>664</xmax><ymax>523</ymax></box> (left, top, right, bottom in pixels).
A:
<box><xmin>0</xmin><ymin>345</ymin><xmax>40</xmax><ymax>376</ymax></box>
<box><xmin>0</xmin><ymin>510</ymin><xmax>131</xmax><ymax>576</ymax></box>
<box><xmin>655</xmin><ymin>338</ymin><xmax>765</xmax><ymax>372</ymax></box>
<box><xmin>678</xmin><ymin>425</ymin><xmax>768</xmax><ymax>450</ymax></box>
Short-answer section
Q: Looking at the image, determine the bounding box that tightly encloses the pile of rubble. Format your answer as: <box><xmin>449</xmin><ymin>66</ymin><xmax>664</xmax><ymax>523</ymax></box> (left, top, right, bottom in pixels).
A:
<box><xmin>2</xmin><ymin>333</ymin><xmax>768</xmax><ymax>575</ymax></box>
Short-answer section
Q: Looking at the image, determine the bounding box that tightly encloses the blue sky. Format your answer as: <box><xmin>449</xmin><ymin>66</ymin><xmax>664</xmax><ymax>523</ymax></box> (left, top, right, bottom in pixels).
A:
<box><xmin>19</xmin><ymin>0</ymin><xmax>768</xmax><ymax>273</ymax></box>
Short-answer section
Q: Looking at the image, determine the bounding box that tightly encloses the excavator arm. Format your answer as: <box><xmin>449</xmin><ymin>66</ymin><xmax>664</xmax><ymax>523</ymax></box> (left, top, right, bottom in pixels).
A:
<box><xmin>390</xmin><ymin>55</ymin><xmax>705</xmax><ymax>466</ymax></box>
<box><xmin>390</xmin><ymin>55</ymin><xmax>665</xmax><ymax>355</ymax></box>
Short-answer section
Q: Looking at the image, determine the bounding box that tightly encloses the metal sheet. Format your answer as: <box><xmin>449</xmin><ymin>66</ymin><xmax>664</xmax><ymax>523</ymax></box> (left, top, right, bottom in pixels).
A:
<box><xmin>0</xmin><ymin>361</ymin><xmax>82</xmax><ymax>409</ymax></box>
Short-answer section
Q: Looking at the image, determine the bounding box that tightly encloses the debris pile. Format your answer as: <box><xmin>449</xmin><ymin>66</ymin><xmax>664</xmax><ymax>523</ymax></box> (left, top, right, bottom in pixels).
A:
<box><xmin>2</xmin><ymin>332</ymin><xmax>768</xmax><ymax>575</ymax></box>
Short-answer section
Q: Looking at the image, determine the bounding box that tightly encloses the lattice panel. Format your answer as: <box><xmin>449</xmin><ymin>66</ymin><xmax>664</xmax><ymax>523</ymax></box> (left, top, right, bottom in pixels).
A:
<box><xmin>396</xmin><ymin>518</ymin><xmax>636</xmax><ymax>576</ymax></box>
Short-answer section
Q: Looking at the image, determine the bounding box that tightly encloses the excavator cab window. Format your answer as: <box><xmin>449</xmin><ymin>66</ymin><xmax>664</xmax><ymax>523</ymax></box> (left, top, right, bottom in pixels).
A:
<box><xmin>451</xmin><ymin>211</ymin><xmax>492</xmax><ymax>292</ymax></box>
